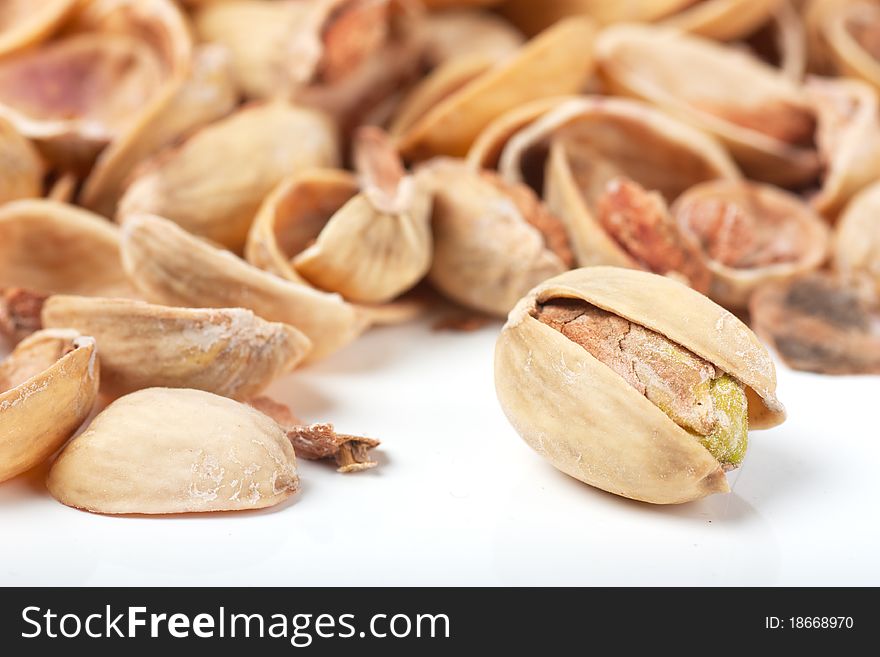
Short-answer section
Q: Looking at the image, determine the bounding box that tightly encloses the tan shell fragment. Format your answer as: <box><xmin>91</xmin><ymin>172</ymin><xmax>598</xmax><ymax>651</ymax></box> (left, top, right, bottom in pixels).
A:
<box><xmin>0</xmin><ymin>329</ymin><xmax>99</xmax><ymax>483</ymax></box>
<box><xmin>807</xmin><ymin>76</ymin><xmax>880</xmax><ymax>218</ymax></box>
<box><xmin>0</xmin><ymin>0</ymin><xmax>78</xmax><ymax>57</ymax></box>
<box><xmin>596</xmin><ymin>24</ymin><xmax>820</xmax><ymax>187</ymax></box>
<box><xmin>0</xmin><ymin>116</ymin><xmax>43</xmax><ymax>205</ymax></box>
<box><xmin>117</xmin><ymin>101</ymin><xmax>340</xmax><ymax>252</ymax></box>
<box><xmin>248</xmin><ymin>128</ymin><xmax>433</xmax><ymax>304</ymax></box>
<box><xmin>495</xmin><ymin>267</ymin><xmax>784</xmax><ymax>504</ymax></box>
<box><xmin>396</xmin><ymin>17</ymin><xmax>597</xmax><ymax>160</ymax></box>
<box><xmin>815</xmin><ymin>0</ymin><xmax>880</xmax><ymax>91</ymax></box>
<box><xmin>419</xmin><ymin>9</ymin><xmax>524</xmax><ymax>67</ymax></box>
<box><xmin>121</xmin><ymin>214</ymin><xmax>365</xmax><ymax>362</ymax></box>
<box><xmin>673</xmin><ymin>180</ymin><xmax>830</xmax><ymax>309</ymax></box>
<box><xmin>47</xmin><ymin>388</ymin><xmax>299</xmax><ymax>515</ymax></box>
<box><xmin>0</xmin><ymin>0</ymin><xmax>192</xmax><ymax>173</ymax></box>
<box><xmin>41</xmin><ymin>296</ymin><xmax>311</xmax><ymax>400</ymax></box>
<box><xmin>416</xmin><ymin>158</ymin><xmax>570</xmax><ymax>317</ymax></box>
<box><xmin>494</xmin><ymin>97</ymin><xmax>739</xmax><ymax>268</ymax></box>
<box><xmin>662</xmin><ymin>0</ymin><xmax>784</xmax><ymax>41</ymax></box>
<box><xmin>834</xmin><ymin>181</ymin><xmax>880</xmax><ymax>289</ymax></box>
<box><xmin>81</xmin><ymin>45</ymin><xmax>238</xmax><ymax>218</ymax></box>
<box><xmin>0</xmin><ymin>200</ymin><xmax>134</xmax><ymax>298</ymax></box>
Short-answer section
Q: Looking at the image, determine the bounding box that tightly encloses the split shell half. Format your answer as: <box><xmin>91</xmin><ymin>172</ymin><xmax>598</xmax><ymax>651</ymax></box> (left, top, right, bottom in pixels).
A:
<box><xmin>0</xmin><ymin>329</ymin><xmax>99</xmax><ymax>483</ymax></box>
<box><xmin>47</xmin><ymin>388</ymin><xmax>299</xmax><ymax>515</ymax></box>
<box><xmin>495</xmin><ymin>267</ymin><xmax>784</xmax><ymax>504</ymax></box>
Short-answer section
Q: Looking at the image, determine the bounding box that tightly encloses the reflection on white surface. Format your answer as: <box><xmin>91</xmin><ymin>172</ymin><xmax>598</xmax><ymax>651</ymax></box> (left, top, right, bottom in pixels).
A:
<box><xmin>1</xmin><ymin>319</ymin><xmax>878</xmax><ymax>585</ymax></box>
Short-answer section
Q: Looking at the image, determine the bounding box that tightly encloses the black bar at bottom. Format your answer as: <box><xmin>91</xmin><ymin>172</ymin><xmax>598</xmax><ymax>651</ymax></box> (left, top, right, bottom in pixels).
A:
<box><xmin>0</xmin><ymin>587</ymin><xmax>872</xmax><ymax>653</ymax></box>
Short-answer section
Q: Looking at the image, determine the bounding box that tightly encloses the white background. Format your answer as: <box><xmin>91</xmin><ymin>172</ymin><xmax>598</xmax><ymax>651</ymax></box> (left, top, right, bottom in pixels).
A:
<box><xmin>1</xmin><ymin>317</ymin><xmax>878</xmax><ymax>586</ymax></box>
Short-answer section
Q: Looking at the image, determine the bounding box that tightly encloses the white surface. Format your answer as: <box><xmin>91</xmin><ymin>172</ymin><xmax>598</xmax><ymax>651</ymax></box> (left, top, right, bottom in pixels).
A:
<box><xmin>1</xmin><ymin>317</ymin><xmax>878</xmax><ymax>586</ymax></box>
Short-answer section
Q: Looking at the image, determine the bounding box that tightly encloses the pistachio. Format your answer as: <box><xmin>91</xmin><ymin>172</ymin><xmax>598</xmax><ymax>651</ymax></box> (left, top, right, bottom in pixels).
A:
<box><xmin>0</xmin><ymin>0</ymin><xmax>78</xmax><ymax>57</ymax></box>
<box><xmin>495</xmin><ymin>267</ymin><xmax>784</xmax><ymax>504</ymax></box>
<box><xmin>416</xmin><ymin>158</ymin><xmax>573</xmax><ymax>316</ymax></box>
<box><xmin>0</xmin><ymin>329</ymin><xmax>99</xmax><ymax>483</ymax></box>
<box><xmin>41</xmin><ymin>296</ymin><xmax>311</xmax><ymax>400</ymax></box>
<box><xmin>834</xmin><ymin>181</ymin><xmax>880</xmax><ymax>290</ymax></box>
<box><xmin>117</xmin><ymin>101</ymin><xmax>340</xmax><ymax>252</ymax></box>
<box><xmin>0</xmin><ymin>288</ymin><xmax>47</xmax><ymax>344</ymax></box>
<box><xmin>0</xmin><ymin>116</ymin><xmax>43</xmax><ymax>205</ymax></box>
<box><xmin>120</xmin><ymin>214</ymin><xmax>365</xmax><ymax>361</ymax></box>
<box><xmin>47</xmin><ymin>388</ymin><xmax>299</xmax><ymax>514</ymax></box>
<box><xmin>750</xmin><ymin>271</ymin><xmax>880</xmax><ymax>374</ymax></box>
<box><xmin>420</xmin><ymin>8</ymin><xmax>524</xmax><ymax>67</ymax></box>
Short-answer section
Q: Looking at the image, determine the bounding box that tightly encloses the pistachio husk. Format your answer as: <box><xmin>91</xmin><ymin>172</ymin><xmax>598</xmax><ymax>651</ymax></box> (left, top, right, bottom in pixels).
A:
<box><xmin>121</xmin><ymin>214</ymin><xmax>366</xmax><ymax>362</ymax></box>
<box><xmin>396</xmin><ymin>17</ymin><xmax>597</xmax><ymax>160</ymax></box>
<box><xmin>596</xmin><ymin>24</ymin><xmax>820</xmax><ymax>187</ymax></box>
<box><xmin>811</xmin><ymin>0</ymin><xmax>880</xmax><ymax>91</ymax></box>
<box><xmin>496</xmin><ymin>266</ymin><xmax>784</xmax><ymax>504</ymax></box>
<box><xmin>833</xmin><ymin>181</ymin><xmax>880</xmax><ymax>290</ymax></box>
<box><xmin>0</xmin><ymin>329</ymin><xmax>99</xmax><ymax>483</ymax></box>
<box><xmin>416</xmin><ymin>158</ymin><xmax>572</xmax><ymax>316</ymax></box>
<box><xmin>0</xmin><ymin>116</ymin><xmax>44</xmax><ymax>205</ymax></box>
<box><xmin>47</xmin><ymin>388</ymin><xmax>299</xmax><ymax>514</ymax></box>
<box><xmin>117</xmin><ymin>101</ymin><xmax>340</xmax><ymax>252</ymax></box>
<box><xmin>81</xmin><ymin>45</ymin><xmax>238</xmax><ymax>218</ymax></box>
<box><xmin>419</xmin><ymin>8</ymin><xmax>524</xmax><ymax>67</ymax></box>
<box><xmin>0</xmin><ymin>0</ymin><xmax>77</xmax><ymax>57</ymax></box>
<box><xmin>673</xmin><ymin>180</ymin><xmax>830</xmax><ymax>309</ymax></box>
<box><xmin>42</xmin><ymin>296</ymin><xmax>312</xmax><ymax>400</ymax></box>
<box><xmin>0</xmin><ymin>200</ymin><xmax>134</xmax><ymax>298</ymax></box>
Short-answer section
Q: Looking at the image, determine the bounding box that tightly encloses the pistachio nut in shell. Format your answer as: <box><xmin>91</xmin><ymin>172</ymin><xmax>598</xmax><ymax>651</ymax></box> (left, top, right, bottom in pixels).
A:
<box><xmin>117</xmin><ymin>101</ymin><xmax>340</xmax><ymax>253</ymax></box>
<box><xmin>81</xmin><ymin>44</ymin><xmax>238</xmax><ymax>219</ymax></box>
<box><xmin>495</xmin><ymin>267</ymin><xmax>784</xmax><ymax>504</ymax></box>
<box><xmin>416</xmin><ymin>158</ymin><xmax>573</xmax><ymax>317</ymax></box>
<box><xmin>0</xmin><ymin>329</ymin><xmax>99</xmax><ymax>483</ymax></box>
<box><xmin>121</xmin><ymin>214</ymin><xmax>365</xmax><ymax>362</ymax></box>
<box><xmin>596</xmin><ymin>24</ymin><xmax>820</xmax><ymax>187</ymax></box>
<box><xmin>47</xmin><ymin>388</ymin><xmax>299</xmax><ymax>515</ymax></box>
<box><xmin>396</xmin><ymin>17</ymin><xmax>597</xmax><ymax>160</ymax></box>
<box><xmin>673</xmin><ymin>179</ymin><xmax>830</xmax><ymax>310</ymax></box>
<box><xmin>41</xmin><ymin>296</ymin><xmax>311</xmax><ymax>400</ymax></box>
<box><xmin>0</xmin><ymin>200</ymin><xmax>134</xmax><ymax>298</ymax></box>
<box><xmin>833</xmin><ymin>181</ymin><xmax>880</xmax><ymax>290</ymax></box>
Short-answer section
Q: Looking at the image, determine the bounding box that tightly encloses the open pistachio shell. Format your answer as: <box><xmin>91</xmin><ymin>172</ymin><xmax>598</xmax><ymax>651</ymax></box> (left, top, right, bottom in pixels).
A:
<box><xmin>662</xmin><ymin>0</ymin><xmax>784</xmax><ymax>41</ymax></box>
<box><xmin>396</xmin><ymin>17</ymin><xmax>597</xmax><ymax>160</ymax></box>
<box><xmin>495</xmin><ymin>266</ymin><xmax>784</xmax><ymax>504</ymax></box>
<box><xmin>833</xmin><ymin>181</ymin><xmax>880</xmax><ymax>289</ymax></box>
<box><xmin>121</xmin><ymin>214</ymin><xmax>366</xmax><ymax>362</ymax></box>
<box><xmin>748</xmin><ymin>0</ymin><xmax>807</xmax><ymax>82</ymax></box>
<box><xmin>673</xmin><ymin>180</ymin><xmax>831</xmax><ymax>310</ymax></box>
<box><xmin>814</xmin><ymin>0</ymin><xmax>880</xmax><ymax>91</ymax></box>
<box><xmin>416</xmin><ymin>158</ymin><xmax>570</xmax><ymax>316</ymax></box>
<box><xmin>0</xmin><ymin>115</ymin><xmax>43</xmax><ymax>204</ymax></box>
<box><xmin>493</xmin><ymin>97</ymin><xmax>739</xmax><ymax>268</ymax></box>
<box><xmin>47</xmin><ymin>388</ymin><xmax>299</xmax><ymax>514</ymax></box>
<box><xmin>500</xmin><ymin>0</ymin><xmax>693</xmax><ymax>35</ymax></box>
<box><xmin>81</xmin><ymin>45</ymin><xmax>238</xmax><ymax>219</ymax></box>
<box><xmin>807</xmin><ymin>76</ymin><xmax>880</xmax><ymax>218</ymax></box>
<box><xmin>117</xmin><ymin>101</ymin><xmax>340</xmax><ymax>253</ymax></box>
<box><xmin>0</xmin><ymin>0</ymin><xmax>192</xmax><ymax>173</ymax></box>
<box><xmin>42</xmin><ymin>296</ymin><xmax>311</xmax><ymax>400</ymax></box>
<box><xmin>420</xmin><ymin>9</ymin><xmax>524</xmax><ymax>67</ymax></box>
<box><xmin>0</xmin><ymin>0</ymin><xmax>77</xmax><ymax>57</ymax></box>
<box><xmin>0</xmin><ymin>329</ymin><xmax>99</xmax><ymax>483</ymax></box>
<box><xmin>0</xmin><ymin>200</ymin><xmax>133</xmax><ymax>298</ymax></box>
<box><xmin>596</xmin><ymin>24</ymin><xmax>820</xmax><ymax>187</ymax></box>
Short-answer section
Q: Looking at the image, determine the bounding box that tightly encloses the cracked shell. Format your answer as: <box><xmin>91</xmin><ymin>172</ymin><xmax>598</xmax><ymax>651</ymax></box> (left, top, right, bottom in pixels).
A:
<box><xmin>495</xmin><ymin>266</ymin><xmax>784</xmax><ymax>504</ymax></box>
<box><xmin>121</xmin><ymin>214</ymin><xmax>365</xmax><ymax>362</ymax></box>
<box><xmin>47</xmin><ymin>388</ymin><xmax>299</xmax><ymax>515</ymax></box>
<box><xmin>834</xmin><ymin>181</ymin><xmax>880</xmax><ymax>290</ymax></box>
<box><xmin>41</xmin><ymin>296</ymin><xmax>311</xmax><ymax>400</ymax></box>
<box><xmin>0</xmin><ymin>0</ymin><xmax>77</xmax><ymax>57</ymax></box>
<box><xmin>0</xmin><ymin>329</ymin><xmax>99</xmax><ymax>483</ymax></box>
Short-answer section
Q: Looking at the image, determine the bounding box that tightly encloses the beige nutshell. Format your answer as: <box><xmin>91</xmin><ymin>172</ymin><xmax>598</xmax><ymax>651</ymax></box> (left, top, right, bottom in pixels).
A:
<box><xmin>121</xmin><ymin>213</ymin><xmax>365</xmax><ymax>361</ymax></box>
<box><xmin>0</xmin><ymin>116</ymin><xmax>43</xmax><ymax>205</ymax></box>
<box><xmin>834</xmin><ymin>180</ymin><xmax>880</xmax><ymax>290</ymax></box>
<box><xmin>117</xmin><ymin>101</ymin><xmax>340</xmax><ymax>252</ymax></box>
<box><xmin>0</xmin><ymin>329</ymin><xmax>99</xmax><ymax>483</ymax></box>
<box><xmin>41</xmin><ymin>296</ymin><xmax>311</xmax><ymax>400</ymax></box>
<box><xmin>495</xmin><ymin>267</ymin><xmax>785</xmax><ymax>504</ymax></box>
<box><xmin>47</xmin><ymin>388</ymin><xmax>299</xmax><ymax>515</ymax></box>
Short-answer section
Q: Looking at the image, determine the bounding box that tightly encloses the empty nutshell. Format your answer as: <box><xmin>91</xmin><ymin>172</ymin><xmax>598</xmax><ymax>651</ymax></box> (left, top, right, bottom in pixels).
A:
<box><xmin>0</xmin><ymin>329</ymin><xmax>99</xmax><ymax>483</ymax></box>
<box><xmin>47</xmin><ymin>387</ymin><xmax>299</xmax><ymax>515</ymax></box>
<box><xmin>41</xmin><ymin>296</ymin><xmax>311</xmax><ymax>400</ymax></box>
<box><xmin>495</xmin><ymin>267</ymin><xmax>785</xmax><ymax>504</ymax></box>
